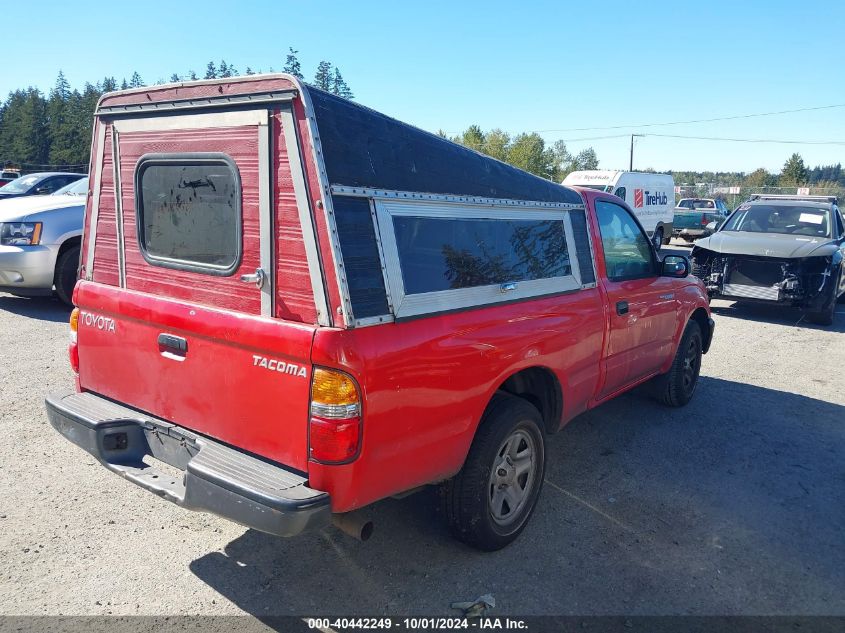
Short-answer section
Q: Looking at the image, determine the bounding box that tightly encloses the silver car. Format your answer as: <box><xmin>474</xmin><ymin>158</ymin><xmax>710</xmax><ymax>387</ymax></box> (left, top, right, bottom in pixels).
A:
<box><xmin>0</xmin><ymin>177</ymin><xmax>88</xmax><ymax>305</ymax></box>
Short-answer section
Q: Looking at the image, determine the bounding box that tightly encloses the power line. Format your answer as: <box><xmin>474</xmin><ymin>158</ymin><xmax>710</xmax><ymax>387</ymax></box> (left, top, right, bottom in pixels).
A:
<box><xmin>534</xmin><ymin>103</ymin><xmax>845</xmax><ymax>133</ymax></box>
<box><xmin>555</xmin><ymin>133</ymin><xmax>845</xmax><ymax>146</ymax></box>
<box><xmin>644</xmin><ymin>133</ymin><xmax>845</xmax><ymax>146</ymax></box>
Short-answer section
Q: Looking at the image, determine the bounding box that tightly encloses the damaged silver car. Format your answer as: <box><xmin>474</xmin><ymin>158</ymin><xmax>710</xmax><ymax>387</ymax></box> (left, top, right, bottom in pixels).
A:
<box><xmin>691</xmin><ymin>195</ymin><xmax>845</xmax><ymax>325</ymax></box>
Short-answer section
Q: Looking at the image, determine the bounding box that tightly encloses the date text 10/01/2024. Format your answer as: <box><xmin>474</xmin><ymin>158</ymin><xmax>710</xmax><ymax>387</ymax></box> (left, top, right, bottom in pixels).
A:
<box><xmin>306</xmin><ymin>618</ymin><xmax>529</xmax><ymax>630</ymax></box>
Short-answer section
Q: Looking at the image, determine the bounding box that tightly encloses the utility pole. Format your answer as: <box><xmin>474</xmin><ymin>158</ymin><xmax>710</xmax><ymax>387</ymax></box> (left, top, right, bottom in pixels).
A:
<box><xmin>629</xmin><ymin>134</ymin><xmax>643</xmax><ymax>171</ymax></box>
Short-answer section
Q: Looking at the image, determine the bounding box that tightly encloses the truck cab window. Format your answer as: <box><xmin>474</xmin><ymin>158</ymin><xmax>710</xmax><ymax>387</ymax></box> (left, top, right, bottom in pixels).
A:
<box><xmin>595</xmin><ymin>200</ymin><xmax>655</xmax><ymax>280</ymax></box>
<box><xmin>613</xmin><ymin>187</ymin><xmax>626</xmax><ymax>201</ymax></box>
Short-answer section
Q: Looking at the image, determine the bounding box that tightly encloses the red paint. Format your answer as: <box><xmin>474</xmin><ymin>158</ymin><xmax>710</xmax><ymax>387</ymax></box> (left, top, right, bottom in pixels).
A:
<box><xmin>74</xmin><ymin>79</ymin><xmax>711</xmax><ymax>515</ymax></box>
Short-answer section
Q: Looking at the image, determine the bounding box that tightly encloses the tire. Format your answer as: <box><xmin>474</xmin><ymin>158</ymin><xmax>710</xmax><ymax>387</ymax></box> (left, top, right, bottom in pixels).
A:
<box><xmin>807</xmin><ymin>270</ymin><xmax>841</xmax><ymax>326</ymax></box>
<box><xmin>651</xmin><ymin>320</ymin><xmax>702</xmax><ymax>407</ymax></box>
<box><xmin>443</xmin><ymin>393</ymin><xmax>546</xmax><ymax>551</ymax></box>
<box><xmin>54</xmin><ymin>245</ymin><xmax>80</xmax><ymax>307</ymax></box>
<box><xmin>652</xmin><ymin>228</ymin><xmax>664</xmax><ymax>251</ymax></box>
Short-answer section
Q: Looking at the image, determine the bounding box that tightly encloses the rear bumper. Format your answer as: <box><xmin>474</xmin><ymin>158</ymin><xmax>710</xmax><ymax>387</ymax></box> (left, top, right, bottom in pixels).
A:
<box><xmin>45</xmin><ymin>391</ymin><xmax>331</xmax><ymax>537</ymax></box>
<box><xmin>679</xmin><ymin>229</ymin><xmax>711</xmax><ymax>241</ymax></box>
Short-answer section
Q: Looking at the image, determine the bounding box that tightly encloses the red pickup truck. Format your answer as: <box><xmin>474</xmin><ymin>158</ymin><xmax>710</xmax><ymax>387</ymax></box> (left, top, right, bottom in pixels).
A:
<box><xmin>46</xmin><ymin>75</ymin><xmax>714</xmax><ymax>550</ymax></box>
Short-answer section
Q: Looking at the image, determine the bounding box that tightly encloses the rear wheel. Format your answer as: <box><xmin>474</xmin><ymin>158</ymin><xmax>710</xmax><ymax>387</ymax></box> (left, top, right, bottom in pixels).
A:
<box><xmin>652</xmin><ymin>227</ymin><xmax>664</xmax><ymax>250</ymax></box>
<box><xmin>651</xmin><ymin>320</ymin><xmax>702</xmax><ymax>407</ymax></box>
<box><xmin>443</xmin><ymin>393</ymin><xmax>545</xmax><ymax>551</ymax></box>
<box><xmin>54</xmin><ymin>245</ymin><xmax>80</xmax><ymax>306</ymax></box>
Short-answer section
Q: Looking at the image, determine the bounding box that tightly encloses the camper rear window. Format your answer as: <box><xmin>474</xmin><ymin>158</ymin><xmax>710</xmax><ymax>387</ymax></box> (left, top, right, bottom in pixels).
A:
<box><xmin>135</xmin><ymin>154</ymin><xmax>241</xmax><ymax>275</ymax></box>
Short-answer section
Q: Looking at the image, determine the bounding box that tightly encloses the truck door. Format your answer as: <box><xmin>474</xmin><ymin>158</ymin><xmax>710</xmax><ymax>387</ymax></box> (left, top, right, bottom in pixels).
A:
<box><xmin>78</xmin><ymin>107</ymin><xmax>315</xmax><ymax>471</ymax></box>
<box><xmin>592</xmin><ymin>198</ymin><xmax>680</xmax><ymax>398</ymax></box>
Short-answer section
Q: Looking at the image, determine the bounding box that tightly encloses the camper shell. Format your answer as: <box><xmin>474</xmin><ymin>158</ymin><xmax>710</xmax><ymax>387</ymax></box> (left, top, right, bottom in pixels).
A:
<box><xmin>46</xmin><ymin>75</ymin><xmax>712</xmax><ymax>550</ymax></box>
<box><xmin>562</xmin><ymin>170</ymin><xmax>674</xmax><ymax>247</ymax></box>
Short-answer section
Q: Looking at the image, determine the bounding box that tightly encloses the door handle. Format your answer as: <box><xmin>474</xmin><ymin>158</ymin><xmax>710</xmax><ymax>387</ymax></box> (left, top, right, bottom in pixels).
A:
<box><xmin>158</xmin><ymin>333</ymin><xmax>188</xmax><ymax>358</ymax></box>
<box><xmin>616</xmin><ymin>301</ymin><xmax>629</xmax><ymax>316</ymax></box>
<box><xmin>240</xmin><ymin>267</ymin><xmax>266</xmax><ymax>289</ymax></box>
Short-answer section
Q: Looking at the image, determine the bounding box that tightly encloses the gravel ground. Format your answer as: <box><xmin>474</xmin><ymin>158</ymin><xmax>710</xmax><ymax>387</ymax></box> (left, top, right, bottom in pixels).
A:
<box><xmin>0</xmin><ymin>286</ymin><xmax>843</xmax><ymax>617</ymax></box>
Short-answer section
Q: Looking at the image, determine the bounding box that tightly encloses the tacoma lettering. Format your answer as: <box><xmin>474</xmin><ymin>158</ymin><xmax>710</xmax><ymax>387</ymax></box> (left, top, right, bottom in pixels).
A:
<box><xmin>252</xmin><ymin>354</ymin><xmax>308</xmax><ymax>378</ymax></box>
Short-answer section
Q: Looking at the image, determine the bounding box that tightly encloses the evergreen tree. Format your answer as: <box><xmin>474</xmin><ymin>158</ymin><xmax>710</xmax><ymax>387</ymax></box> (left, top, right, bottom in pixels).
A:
<box><xmin>283</xmin><ymin>48</ymin><xmax>303</xmax><ymax>79</ymax></box>
<box><xmin>188</xmin><ymin>70</ymin><xmax>198</xmax><ymax>81</ymax></box>
<box><xmin>0</xmin><ymin>89</ymin><xmax>50</xmax><ymax>164</ymax></box>
<box><xmin>129</xmin><ymin>72</ymin><xmax>144</xmax><ymax>88</ymax></box>
<box><xmin>169</xmin><ymin>73</ymin><xmax>181</xmax><ymax>82</ymax></box>
<box><xmin>780</xmin><ymin>153</ymin><xmax>808</xmax><ymax>185</ymax></box>
<box><xmin>331</xmin><ymin>68</ymin><xmax>354</xmax><ymax>99</ymax></box>
<box><xmin>47</xmin><ymin>73</ymin><xmax>71</xmax><ymax>163</ymax></box>
<box><xmin>204</xmin><ymin>61</ymin><xmax>217</xmax><ymax>79</ymax></box>
<box><xmin>313</xmin><ymin>61</ymin><xmax>333</xmax><ymax>90</ymax></box>
<box><xmin>219</xmin><ymin>60</ymin><xmax>231</xmax><ymax>78</ymax></box>
<box><xmin>120</xmin><ymin>78</ymin><xmax>129</xmax><ymax>90</ymax></box>
<box><xmin>53</xmin><ymin>71</ymin><xmax>71</xmax><ymax>100</ymax></box>
<box><xmin>101</xmin><ymin>77</ymin><xmax>117</xmax><ymax>92</ymax></box>
<box><xmin>245</xmin><ymin>66</ymin><xmax>254</xmax><ymax>76</ymax></box>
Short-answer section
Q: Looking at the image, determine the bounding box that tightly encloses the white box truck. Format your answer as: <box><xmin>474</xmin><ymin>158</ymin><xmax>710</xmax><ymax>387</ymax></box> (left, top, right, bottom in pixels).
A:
<box><xmin>562</xmin><ymin>171</ymin><xmax>674</xmax><ymax>248</ymax></box>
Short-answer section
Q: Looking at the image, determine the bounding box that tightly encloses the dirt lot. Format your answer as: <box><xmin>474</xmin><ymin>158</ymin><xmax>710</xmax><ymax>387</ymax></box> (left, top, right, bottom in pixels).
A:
<box><xmin>0</xmin><ymin>285</ymin><xmax>843</xmax><ymax>617</ymax></box>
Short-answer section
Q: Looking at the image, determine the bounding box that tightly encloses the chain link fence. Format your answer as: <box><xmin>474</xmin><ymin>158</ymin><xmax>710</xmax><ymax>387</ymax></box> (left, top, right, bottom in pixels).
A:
<box><xmin>675</xmin><ymin>184</ymin><xmax>843</xmax><ymax>209</ymax></box>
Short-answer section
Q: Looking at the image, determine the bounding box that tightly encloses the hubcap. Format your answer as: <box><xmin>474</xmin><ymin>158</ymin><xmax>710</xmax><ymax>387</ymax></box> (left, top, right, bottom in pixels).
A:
<box><xmin>488</xmin><ymin>429</ymin><xmax>537</xmax><ymax>526</ymax></box>
<box><xmin>682</xmin><ymin>338</ymin><xmax>700</xmax><ymax>394</ymax></box>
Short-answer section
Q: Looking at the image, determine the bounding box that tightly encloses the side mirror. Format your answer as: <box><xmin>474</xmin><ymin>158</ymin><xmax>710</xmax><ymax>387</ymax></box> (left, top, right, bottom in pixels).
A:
<box><xmin>662</xmin><ymin>255</ymin><xmax>690</xmax><ymax>278</ymax></box>
<box><xmin>705</xmin><ymin>221</ymin><xmax>718</xmax><ymax>231</ymax></box>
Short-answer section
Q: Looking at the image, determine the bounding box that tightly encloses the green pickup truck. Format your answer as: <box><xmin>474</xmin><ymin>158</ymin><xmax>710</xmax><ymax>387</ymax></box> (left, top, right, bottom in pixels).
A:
<box><xmin>673</xmin><ymin>199</ymin><xmax>729</xmax><ymax>242</ymax></box>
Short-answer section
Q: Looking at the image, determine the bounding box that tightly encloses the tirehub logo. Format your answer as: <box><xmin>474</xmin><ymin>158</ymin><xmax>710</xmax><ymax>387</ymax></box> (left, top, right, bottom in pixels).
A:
<box><xmin>634</xmin><ymin>189</ymin><xmax>667</xmax><ymax>208</ymax></box>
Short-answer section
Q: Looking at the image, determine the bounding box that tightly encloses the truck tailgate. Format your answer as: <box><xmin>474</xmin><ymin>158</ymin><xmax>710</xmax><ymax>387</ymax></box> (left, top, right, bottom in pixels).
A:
<box><xmin>75</xmin><ymin>282</ymin><xmax>315</xmax><ymax>472</ymax></box>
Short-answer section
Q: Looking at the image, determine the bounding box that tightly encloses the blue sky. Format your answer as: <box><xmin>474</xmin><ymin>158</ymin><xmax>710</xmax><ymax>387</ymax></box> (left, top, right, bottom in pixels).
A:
<box><xmin>4</xmin><ymin>0</ymin><xmax>844</xmax><ymax>173</ymax></box>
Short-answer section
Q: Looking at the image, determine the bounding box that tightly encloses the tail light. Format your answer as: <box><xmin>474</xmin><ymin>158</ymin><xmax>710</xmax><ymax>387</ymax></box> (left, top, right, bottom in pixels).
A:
<box><xmin>309</xmin><ymin>367</ymin><xmax>362</xmax><ymax>463</ymax></box>
<box><xmin>701</xmin><ymin>215</ymin><xmax>710</xmax><ymax>226</ymax></box>
<box><xmin>69</xmin><ymin>307</ymin><xmax>80</xmax><ymax>374</ymax></box>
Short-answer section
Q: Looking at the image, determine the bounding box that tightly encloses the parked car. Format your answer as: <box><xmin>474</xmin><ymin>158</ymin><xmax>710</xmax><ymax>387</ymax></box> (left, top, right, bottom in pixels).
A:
<box><xmin>563</xmin><ymin>170</ymin><xmax>675</xmax><ymax>249</ymax></box>
<box><xmin>0</xmin><ymin>176</ymin><xmax>88</xmax><ymax>304</ymax></box>
<box><xmin>692</xmin><ymin>194</ymin><xmax>845</xmax><ymax>325</ymax></box>
<box><xmin>672</xmin><ymin>207</ymin><xmax>724</xmax><ymax>242</ymax></box>
<box><xmin>45</xmin><ymin>76</ymin><xmax>713</xmax><ymax>551</ymax></box>
<box><xmin>676</xmin><ymin>198</ymin><xmax>730</xmax><ymax>216</ymax></box>
<box><xmin>0</xmin><ymin>170</ymin><xmax>21</xmax><ymax>187</ymax></box>
<box><xmin>0</xmin><ymin>172</ymin><xmax>85</xmax><ymax>200</ymax></box>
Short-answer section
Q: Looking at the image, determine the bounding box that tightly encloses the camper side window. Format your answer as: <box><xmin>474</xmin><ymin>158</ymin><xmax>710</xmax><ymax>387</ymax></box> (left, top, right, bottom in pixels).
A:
<box><xmin>135</xmin><ymin>153</ymin><xmax>242</xmax><ymax>275</ymax></box>
<box><xmin>375</xmin><ymin>200</ymin><xmax>584</xmax><ymax>319</ymax></box>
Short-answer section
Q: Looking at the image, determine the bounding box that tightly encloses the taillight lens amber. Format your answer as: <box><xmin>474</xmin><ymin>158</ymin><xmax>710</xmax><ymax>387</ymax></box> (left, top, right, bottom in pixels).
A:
<box><xmin>68</xmin><ymin>307</ymin><xmax>79</xmax><ymax>373</ymax></box>
<box><xmin>309</xmin><ymin>368</ymin><xmax>361</xmax><ymax>463</ymax></box>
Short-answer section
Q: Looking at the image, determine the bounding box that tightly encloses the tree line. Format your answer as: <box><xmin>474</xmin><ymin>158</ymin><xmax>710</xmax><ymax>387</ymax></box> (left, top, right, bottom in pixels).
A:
<box><xmin>447</xmin><ymin>125</ymin><xmax>599</xmax><ymax>181</ymax></box>
<box><xmin>0</xmin><ymin>49</ymin><xmax>353</xmax><ymax>170</ymax></box>
<box><xmin>669</xmin><ymin>154</ymin><xmax>844</xmax><ymax>191</ymax></box>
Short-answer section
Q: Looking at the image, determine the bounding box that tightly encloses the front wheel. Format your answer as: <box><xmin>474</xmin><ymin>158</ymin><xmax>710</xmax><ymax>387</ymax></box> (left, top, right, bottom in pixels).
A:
<box><xmin>651</xmin><ymin>320</ymin><xmax>702</xmax><ymax>407</ymax></box>
<box><xmin>54</xmin><ymin>245</ymin><xmax>80</xmax><ymax>306</ymax></box>
<box><xmin>443</xmin><ymin>393</ymin><xmax>545</xmax><ymax>551</ymax></box>
<box><xmin>652</xmin><ymin>228</ymin><xmax>664</xmax><ymax>251</ymax></box>
<box><xmin>807</xmin><ymin>270</ymin><xmax>842</xmax><ymax>326</ymax></box>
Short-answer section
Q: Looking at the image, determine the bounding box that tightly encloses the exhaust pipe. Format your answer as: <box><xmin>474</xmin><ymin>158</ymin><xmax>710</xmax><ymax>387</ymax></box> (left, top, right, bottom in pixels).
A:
<box><xmin>332</xmin><ymin>512</ymin><xmax>374</xmax><ymax>542</ymax></box>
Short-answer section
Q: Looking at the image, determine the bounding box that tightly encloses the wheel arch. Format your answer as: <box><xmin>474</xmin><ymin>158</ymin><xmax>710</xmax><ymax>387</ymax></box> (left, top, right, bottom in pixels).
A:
<box><xmin>56</xmin><ymin>235</ymin><xmax>82</xmax><ymax>259</ymax></box>
<box><xmin>690</xmin><ymin>307</ymin><xmax>713</xmax><ymax>353</ymax></box>
<box><xmin>494</xmin><ymin>366</ymin><xmax>563</xmax><ymax>435</ymax></box>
